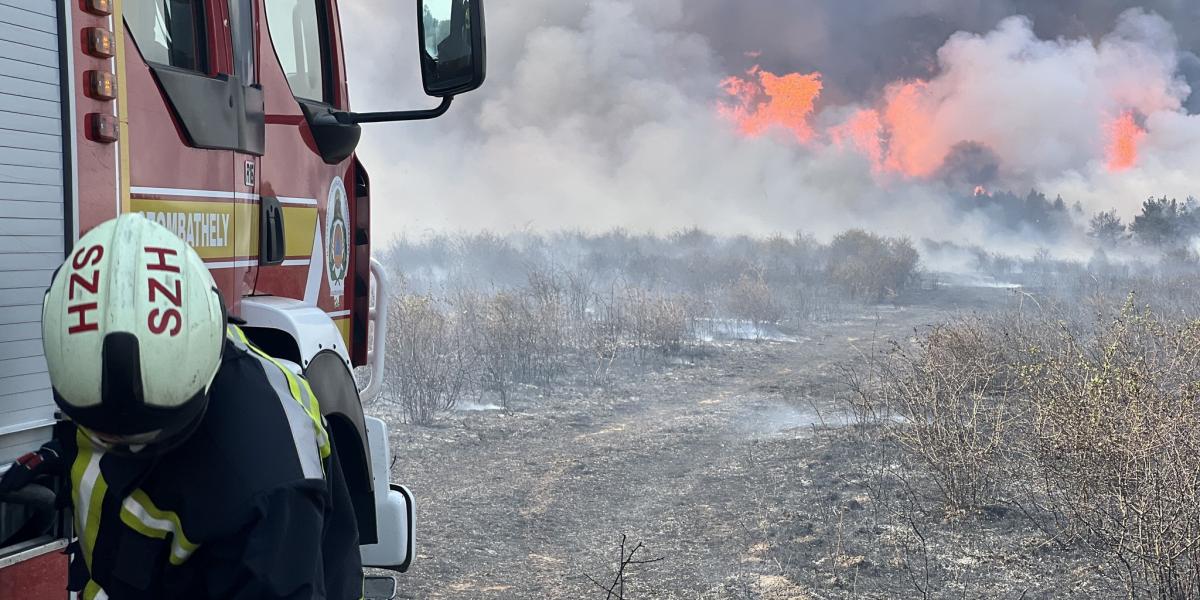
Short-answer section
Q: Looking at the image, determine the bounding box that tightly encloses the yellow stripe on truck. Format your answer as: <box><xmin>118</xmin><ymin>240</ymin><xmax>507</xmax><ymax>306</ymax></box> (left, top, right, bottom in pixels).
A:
<box><xmin>281</xmin><ymin>206</ymin><xmax>318</xmax><ymax>255</ymax></box>
<box><xmin>334</xmin><ymin>316</ymin><xmax>350</xmax><ymax>348</ymax></box>
<box><xmin>115</xmin><ymin>0</ymin><xmax>131</xmax><ymax>215</ymax></box>
<box><xmin>130</xmin><ymin>199</ymin><xmax>316</xmax><ymax>260</ymax></box>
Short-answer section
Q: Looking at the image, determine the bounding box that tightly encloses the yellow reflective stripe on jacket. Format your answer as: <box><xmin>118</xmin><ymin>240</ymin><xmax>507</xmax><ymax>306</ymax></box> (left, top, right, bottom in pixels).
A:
<box><xmin>247</xmin><ymin>336</ymin><xmax>331</xmax><ymax>461</ymax></box>
<box><xmin>70</xmin><ymin>429</ymin><xmax>108</xmax><ymax>574</ymax></box>
<box><xmin>227</xmin><ymin>323</ymin><xmax>250</xmax><ymax>347</ymax></box>
<box><xmin>227</xmin><ymin>324</ymin><xmax>332</xmax><ymax>462</ymax></box>
<box><xmin>119</xmin><ymin>489</ymin><xmax>200</xmax><ymax>566</ymax></box>
<box><xmin>293</xmin><ymin>373</ymin><xmax>331</xmax><ymax>461</ymax></box>
<box><xmin>82</xmin><ymin>579</ymin><xmax>107</xmax><ymax>600</ymax></box>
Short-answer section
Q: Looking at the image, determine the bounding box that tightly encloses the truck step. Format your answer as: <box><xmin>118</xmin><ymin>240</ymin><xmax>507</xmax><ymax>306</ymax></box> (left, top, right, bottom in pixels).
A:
<box><xmin>364</xmin><ymin>575</ymin><xmax>397</xmax><ymax>600</ymax></box>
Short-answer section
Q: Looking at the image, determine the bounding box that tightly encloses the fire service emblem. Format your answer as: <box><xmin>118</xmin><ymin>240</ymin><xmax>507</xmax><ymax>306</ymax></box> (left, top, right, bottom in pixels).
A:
<box><xmin>325</xmin><ymin>177</ymin><xmax>350</xmax><ymax>307</ymax></box>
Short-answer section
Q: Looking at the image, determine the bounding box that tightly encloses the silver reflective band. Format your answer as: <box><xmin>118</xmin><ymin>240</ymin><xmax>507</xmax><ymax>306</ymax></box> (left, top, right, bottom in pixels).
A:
<box><xmin>119</xmin><ymin>492</ymin><xmax>199</xmax><ymax>565</ymax></box>
<box><xmin>227</xmin><ymin>324</ymin><xmax>328</xmax><ymax>478</ymax></box>
<box><xmin>248</xmin><ymin>347</ymin><xmax>325</xmax><ymax>479</ymax></box>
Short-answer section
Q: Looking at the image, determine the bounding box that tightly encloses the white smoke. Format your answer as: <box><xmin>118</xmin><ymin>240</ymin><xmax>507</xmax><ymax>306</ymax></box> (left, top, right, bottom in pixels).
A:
<box><xmin>912</xmin><ymin>11</ymin><xmax>1186</xmax><ymax>180</ymax></box>
<box><xmin>339</xmin><ymin>2</ymin><xmax>1199</xmax><ymax>254</ymax></box>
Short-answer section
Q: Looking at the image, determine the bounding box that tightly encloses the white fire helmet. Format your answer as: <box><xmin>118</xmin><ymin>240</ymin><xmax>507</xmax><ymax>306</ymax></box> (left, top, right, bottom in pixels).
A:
<box><xmin>42</xmin><ymin>214</ymin><xmax>225</xmax><ymax>453</ymax></box>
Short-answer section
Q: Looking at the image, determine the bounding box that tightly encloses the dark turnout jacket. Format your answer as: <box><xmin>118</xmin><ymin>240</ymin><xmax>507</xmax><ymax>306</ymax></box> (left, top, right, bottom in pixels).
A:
<box><xmin>63</xmin><ymin>330</ymin><xmax>363</xmax><ymax>599</ymax></box>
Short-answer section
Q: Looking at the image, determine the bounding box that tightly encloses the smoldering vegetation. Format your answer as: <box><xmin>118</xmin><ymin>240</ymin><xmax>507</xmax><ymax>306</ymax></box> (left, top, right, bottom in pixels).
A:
<box><xmin>372</xmin><ymin>218</ymin><xmax>1200</xmax><ymax>423</ymax></box>
<box><xmin>835</xmin><ymin>277</ymin><xmax>1200</xmax><ymax>598</ymax></box>
<box><xmin>373</xmin><ymin>228</ymin><xmax>922</xmax><ymax>424</ymax></box>
<box><xmin>371</xmin><ymin>225</ymin><xmax>1200</xmax><ymax>597</ymax></box>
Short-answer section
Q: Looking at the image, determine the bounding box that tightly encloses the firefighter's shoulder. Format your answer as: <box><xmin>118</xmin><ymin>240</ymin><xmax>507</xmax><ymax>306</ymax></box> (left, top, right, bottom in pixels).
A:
<box><xmin>190</xmin><ymin>344</ymin><xmax>330</xmax><ymax>498</ymax></box>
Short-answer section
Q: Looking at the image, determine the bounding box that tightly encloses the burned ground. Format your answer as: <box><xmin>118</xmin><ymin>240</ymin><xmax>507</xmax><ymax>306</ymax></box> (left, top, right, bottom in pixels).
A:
<box><xmin>371</xmin><ymin>286</ymin><xmax>1116</xmax><ymax>599</ymax></box>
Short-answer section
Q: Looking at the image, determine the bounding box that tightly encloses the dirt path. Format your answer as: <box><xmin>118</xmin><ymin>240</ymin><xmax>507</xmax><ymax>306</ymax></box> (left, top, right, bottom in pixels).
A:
<box><xmin>375</xmin><ymin>289</ymin><xmax>1010</xmax><ymax>599</ymax></box>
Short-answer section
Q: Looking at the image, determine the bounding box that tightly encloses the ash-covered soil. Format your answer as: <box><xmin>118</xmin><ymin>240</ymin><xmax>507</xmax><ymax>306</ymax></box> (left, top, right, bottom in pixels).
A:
<box><xmin>371</xmin><ymin>287</ymin><xmax>1113</xmax><ymax>599</ymax></box>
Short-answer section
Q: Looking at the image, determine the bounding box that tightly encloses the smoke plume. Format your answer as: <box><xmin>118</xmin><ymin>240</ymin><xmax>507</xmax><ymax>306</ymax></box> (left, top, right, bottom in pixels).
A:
<box><xmin>338</xmin><ymin>1</ymin><xmax>1200</xmax><ymax>254</ymax></box>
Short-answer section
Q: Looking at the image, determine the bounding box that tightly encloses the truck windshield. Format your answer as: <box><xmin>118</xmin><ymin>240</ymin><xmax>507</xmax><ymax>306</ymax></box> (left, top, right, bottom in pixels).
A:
<box><xmin>264</xmin><ymin>0</ymin><xmax>327</xmax><ymax>102</ymax></box>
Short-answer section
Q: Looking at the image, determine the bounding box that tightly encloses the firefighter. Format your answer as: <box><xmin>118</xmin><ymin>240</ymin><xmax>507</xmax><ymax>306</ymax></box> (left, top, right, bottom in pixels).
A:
<box><xmin>0</xmin><ymin>214</ymin><xmax>363</xmax><ymax>599</ymax></box>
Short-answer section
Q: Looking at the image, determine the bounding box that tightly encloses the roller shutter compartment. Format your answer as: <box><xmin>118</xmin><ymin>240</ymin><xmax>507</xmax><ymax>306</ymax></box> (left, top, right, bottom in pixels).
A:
<box><xmin>0</xmin><ymin>0</ymin><xmax>67</xmax><ymax>464</ymax></box>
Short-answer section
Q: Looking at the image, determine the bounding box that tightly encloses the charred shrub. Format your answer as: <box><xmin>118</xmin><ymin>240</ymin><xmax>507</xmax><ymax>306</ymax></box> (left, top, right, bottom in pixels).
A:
<box><xmin>383</xmin><ymin>294</ymin><xmax>474</xmax><ymax>425</ymax></box>
<box><xmin>855</xmin><ymin>318</ymin><xmax>1016</xmax><ymax>511</ymax></box>
<box><xmin>463</xmin><ymin>287</ymin><xmax>570</xmax><ymax>408</ymax></box>
<box><xmin>621</xmin><ymin>288</ymin><xmax>697</xmax><ymax>363</ymax></box>
<box><xmin>724</xmin><ymin>270</ymin><xmax>784</xmax><ymax>334</ymax></box>
<box><xmin>827</xmin><ymin>230</ymin><xmax>920</xmax><ymax>302</ymax></box>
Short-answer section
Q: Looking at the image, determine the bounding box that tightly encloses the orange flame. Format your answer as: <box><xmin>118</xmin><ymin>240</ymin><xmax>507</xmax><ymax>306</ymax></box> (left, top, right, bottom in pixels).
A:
<box><xmin>881</xmin><ymin>81</ymin><xmax>942</xmax><ymax>178</ymax></box>
<box><xmin>719</xmin><ymin>73</ymin><xmax>945</xmax><ymax>179</ymax></box>
<box><xmin>719</xmin><ymin>61</ymin><xmax>1153</xmax><ymax>182</ymax></box>
<box><xmin>829</xmin><ymin>109</ymin><xmax>884</xmax><ymax>171</ymax></box>
<box><xmin>719</xmin><ymin>66</ymin><xmax>823</xmax><ymax>143</ymax></box>
<box><xmin>1105</xmin><ymin>111</ymin><xmax>1144</xmax><ymax>172</ymax></box>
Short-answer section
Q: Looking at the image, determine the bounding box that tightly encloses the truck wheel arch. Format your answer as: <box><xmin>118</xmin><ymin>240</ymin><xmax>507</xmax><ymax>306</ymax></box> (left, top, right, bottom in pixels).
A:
<box><xmin>237</xmin><ymin>299</ymin><xmax>379</xmax><ymax>544</ymax></box>
<box><xmin>304</xmin><ymin>350</ymin><xmax>378</xmax><ymax>545</ymax></box>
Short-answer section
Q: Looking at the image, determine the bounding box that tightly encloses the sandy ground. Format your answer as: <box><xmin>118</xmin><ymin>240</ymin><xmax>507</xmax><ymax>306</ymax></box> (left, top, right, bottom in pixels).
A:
<box><xmin>370</xmin><ymin>287</ymin><xmax>1112</xmax><ymax>599</ymax></box>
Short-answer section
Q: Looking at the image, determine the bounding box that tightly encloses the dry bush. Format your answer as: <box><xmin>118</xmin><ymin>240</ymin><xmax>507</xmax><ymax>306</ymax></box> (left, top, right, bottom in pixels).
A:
<box><xmin>563</xmin><ymin>269</ymin><xmax>598</xmax><ymax>347</ymax></box>
<box><xmin>857</xmin><ymin>319</ymin><xmax>1016</xmax><ymax>511</ymax></box>
<box><xmin>473</xmin><ymin>291</ymin><xmax>521</xmax><ymax>407</ymax></box>
<box><xmin>384</xmin><ymin>294</ymin><xmax>474</xmax><ymax>425</ymax></box>
<box><xmin>387</xmin><ymin>229</ymin><xmax>929</xmax><ymax>335</ymax></box>
<box><xmin>441</xmin><ymin>273</ymin><xmax>582</xmax><ymax>408</ymax></box>
<box><xmin>846</xmin><ymin>295</ymin><xmax>1200</xmax><ymax>598</ymax></box>
<box><xmin>621</xmin><ymin>288</ymin><xmax>696</xmax><ymax>363</ymax></box>
<box><xmin>520</xmin><ymin>271</ymin><xmax>573</xmax><ymax>381</ymax></box>
<box><xmin>584</xmin><ymin>291</ymin><xmax>624</xmax><ymax>383</ymax></box>
<box><xmin>1021</xmin><ymin>298</ymin><xmax>1200</xmax><ymax>598</ymax></box>
<box><xmin>465</xmin><ymin>289</ymin><xmax>570</xmax><ymax>407</ymax></box>
<box><xmin>827</xmin><ymin>230</ymin><xmax>920</xmax><ymax>302</ymax></box>
<box><xmin>724</xmin><ymin>271</ymin><xmax>784</xmax><ymax>333</ymax></box>
<box><xmin>790</xmin><ymin>283</ymin><xmax>843</xmax><ymax>322</ymax></box>
<box><xmin>385</xmin><ymin>272</ymin><xmax>708</xmax><ymax>416</ymax></box>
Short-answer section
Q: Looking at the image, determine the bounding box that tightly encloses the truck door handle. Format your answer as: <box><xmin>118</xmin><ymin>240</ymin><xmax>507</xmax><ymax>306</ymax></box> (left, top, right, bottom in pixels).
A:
<box><xmin>260</xmin><ymin>196</ymin><xmax>285</xmax><ymax>266</ymax></box>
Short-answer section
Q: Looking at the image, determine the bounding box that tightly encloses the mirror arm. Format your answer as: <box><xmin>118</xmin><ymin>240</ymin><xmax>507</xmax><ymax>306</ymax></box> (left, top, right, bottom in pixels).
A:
<box><xmin>333</xmin><ymin>96</ymin><xmax>454</xmax><ymax>124</ymax></box>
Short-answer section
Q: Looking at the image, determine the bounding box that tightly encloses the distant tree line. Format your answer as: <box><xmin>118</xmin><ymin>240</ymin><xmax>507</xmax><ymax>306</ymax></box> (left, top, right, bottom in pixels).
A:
<box><xmin>952</xmin><ymin>187</ymin><xmax>1200</xmax><ymax>258</ymax></box>
<box><xmin>1088</xmin><ymin>197</ymin><xmax>1200</xmax><ymax>251</ymax></box>
<box><xmin>955</xmin><ymin>189</ymin><xmax>1080</xmax><ymax>237</ymax></box>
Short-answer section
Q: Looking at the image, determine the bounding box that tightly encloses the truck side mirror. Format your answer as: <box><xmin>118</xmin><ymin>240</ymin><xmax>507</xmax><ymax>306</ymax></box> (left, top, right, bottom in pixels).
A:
<box><xmin>317</xmin><ymin>0</ymin><xmax>487</xmax><ymax>126</ymax></box>
<box><xmin>418</xmin><ymin>0</ymin><xmax>486</xmax><ymax>97</ymax></box>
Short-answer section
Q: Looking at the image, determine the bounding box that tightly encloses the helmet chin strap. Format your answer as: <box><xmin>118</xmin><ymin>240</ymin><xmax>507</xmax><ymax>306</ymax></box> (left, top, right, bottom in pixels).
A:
<box><xmin>80</xmin><ymin>392</ymin><xmax>211</xmax><ymax>458</ymax></box>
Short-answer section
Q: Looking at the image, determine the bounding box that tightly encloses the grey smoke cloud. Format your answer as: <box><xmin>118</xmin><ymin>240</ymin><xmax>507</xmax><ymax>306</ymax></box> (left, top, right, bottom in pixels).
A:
<box><xmin>338</xmin><ymin>1</ymin><xmax>1200</xmax><ymax>254</ymax></box>
<box><xmin>688</xmin><ymin>0</ymin><xmax>1200</xmax><ymax>109</ymax></box>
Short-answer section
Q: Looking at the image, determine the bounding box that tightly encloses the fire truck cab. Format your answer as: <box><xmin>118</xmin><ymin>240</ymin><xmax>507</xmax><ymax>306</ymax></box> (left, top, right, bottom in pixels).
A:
<box><xmin>0</xmin><ymin>0</ymin><xmax>485</xmax><ymax>597</ymax></box>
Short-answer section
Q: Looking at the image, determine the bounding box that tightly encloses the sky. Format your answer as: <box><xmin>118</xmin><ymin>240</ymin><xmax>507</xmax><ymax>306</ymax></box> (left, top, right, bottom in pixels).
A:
<box><xmin>337</xmin><ymin>1</ymin><xmax>1200</xmax><ymax>253</ymax></box>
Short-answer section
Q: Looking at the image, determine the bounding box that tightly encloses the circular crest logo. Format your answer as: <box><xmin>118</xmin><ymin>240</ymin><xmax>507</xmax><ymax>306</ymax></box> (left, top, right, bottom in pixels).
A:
<box><xmin>325</xmin><ymin>177</ymin><xmax>350</xmax><ymax>305</ymax></box>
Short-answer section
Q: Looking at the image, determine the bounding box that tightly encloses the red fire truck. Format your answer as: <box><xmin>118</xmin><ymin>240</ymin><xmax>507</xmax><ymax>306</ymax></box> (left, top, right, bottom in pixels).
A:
<box><xmin>0</xmin><ymin>0</ymin><xmax>485</xmax><ymax>597</ymax></box>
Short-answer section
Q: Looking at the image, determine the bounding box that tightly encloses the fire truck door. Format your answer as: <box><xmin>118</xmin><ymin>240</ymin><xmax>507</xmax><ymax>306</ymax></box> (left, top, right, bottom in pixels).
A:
<box><xmin>123</xmin><ymin>0</ymin><xmax>248</xmax><ymax>304</ymax></box>
<box><xmin>229</xmin><ymin>0</ymin><xmax>262</xmax><ymax>262</ymax></box>
<box><xmin>256</xmin><ymin>0</ymin><xmax>380</xmax><ymax>549</ymax></box>
<box><xmin>257</xmin><ymin>0</ymin><xmax>349</xmax><ymax>308</ymax></box>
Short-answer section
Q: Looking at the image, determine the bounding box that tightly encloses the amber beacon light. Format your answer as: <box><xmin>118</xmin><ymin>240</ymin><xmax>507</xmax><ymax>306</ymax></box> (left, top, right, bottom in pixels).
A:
<box><xmin>88</xmin><ymin>113</ymin><xmax>119</xmax><ymax>144</ymax></box>
<box><xmin>86</xmin><ymin>71</ymin><xmax>117</xmax><ymax>101</ymax></box>
<box><xmin>85</xmin><ymin>27</ymin><xmax>114</xmax><ymax>59</ymax></box>
<box><xmin>84</xmin><ymin>0</ymin><xmax>113</xmax><ymax>16</ymax></box>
